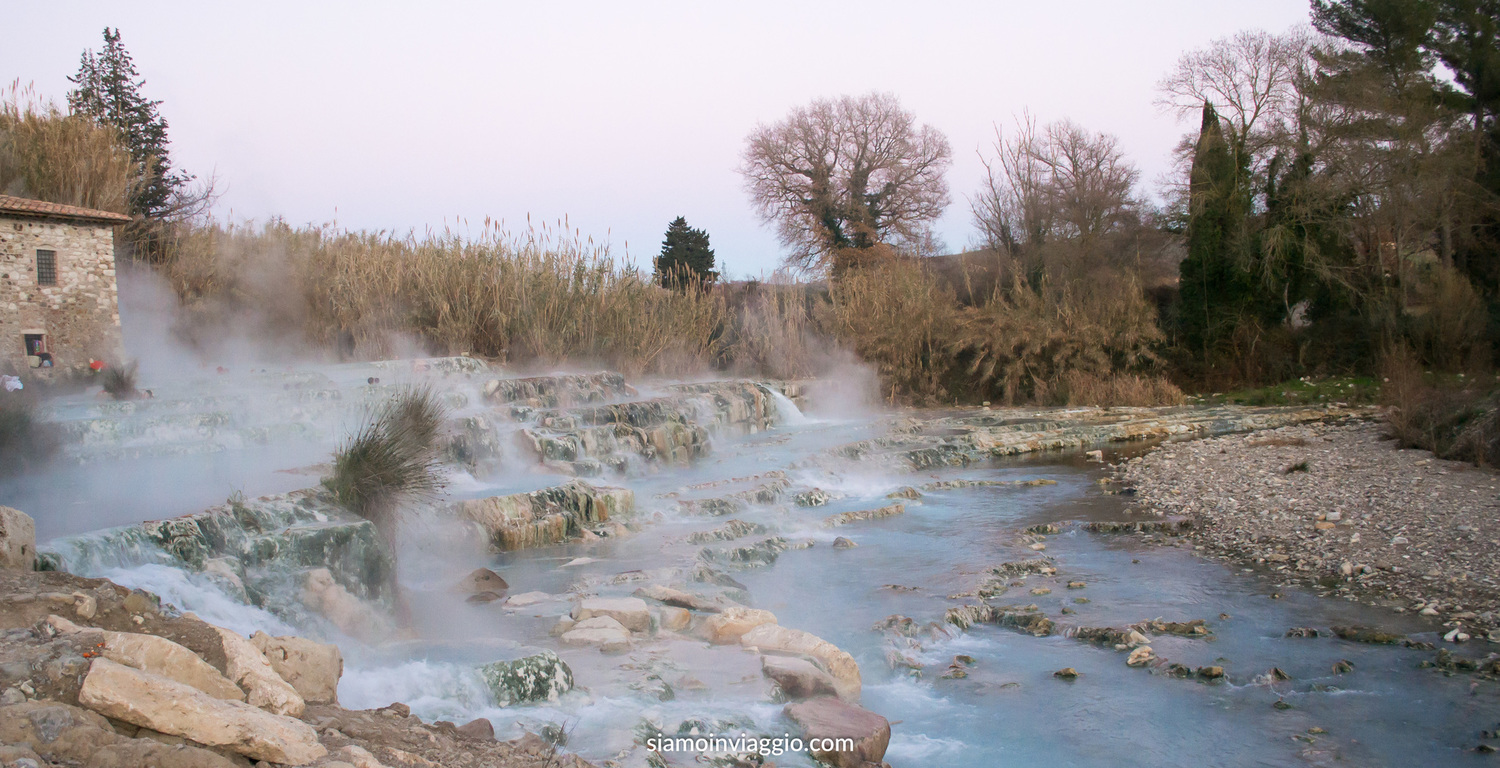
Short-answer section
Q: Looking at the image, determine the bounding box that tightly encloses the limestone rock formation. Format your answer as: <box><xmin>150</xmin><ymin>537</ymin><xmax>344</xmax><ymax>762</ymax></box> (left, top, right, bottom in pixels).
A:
<box><xmin>250</xmin><ymin>631</ymin><xmax>343</xmax><ymax>704</ymax></box>
<box><xmin>77</xmin><ymin>658</ymin><xmax>326</xmax><ymax>764</ymax></box>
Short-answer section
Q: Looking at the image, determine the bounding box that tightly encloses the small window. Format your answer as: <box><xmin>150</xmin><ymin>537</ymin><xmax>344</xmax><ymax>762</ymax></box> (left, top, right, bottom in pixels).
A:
<box><xmin>23</xmin><ymin>334</ymin><xmax>47</xmax><ymax>356</ymax></box>
<box><xmin>36</xmin><ymin>250</ymin><xmax>56</xmax><ymax>286</ymax></box>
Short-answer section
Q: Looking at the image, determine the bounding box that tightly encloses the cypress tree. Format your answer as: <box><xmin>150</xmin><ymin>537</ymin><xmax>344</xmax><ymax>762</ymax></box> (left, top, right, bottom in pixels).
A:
<box><xmin>68</xmin><ymin>28</ymin><xmax>189</xmax><ymax>219</ymax></box>
<box><xmin>654</xmin><ymin>216</ymin><xmax>718</xmax><ymax>289</ymax></box>
<box><xmin>1178</xmin><ymin>102</ymin><xmax>1257</xmax><ymax>363</ymax></box>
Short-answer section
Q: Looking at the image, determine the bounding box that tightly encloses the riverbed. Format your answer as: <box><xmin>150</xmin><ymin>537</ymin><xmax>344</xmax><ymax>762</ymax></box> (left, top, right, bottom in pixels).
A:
<box><xmin>14</xmin><ymin>364</ymin><xmax>1496</xmax><ymax>767</ymax></box>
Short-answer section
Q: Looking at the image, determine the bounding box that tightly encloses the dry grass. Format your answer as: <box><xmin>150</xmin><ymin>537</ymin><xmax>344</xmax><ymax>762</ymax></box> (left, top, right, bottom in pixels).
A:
<box><xmin>954</xmin><ymin>274</ymin><xmax>1167</xmax><ymax>405</ymax></box>
<box><xmin>717</xmin><ymin>282</ymin><xmax>832</xmax><ymax>380</ymax></box>
<box><xmin>1057</xmin><ymin>371</ymin><xmax>1185</xmax><ymax>407</ymax></box>
<box><xmin>156</xmin><ymin>219</ymin><xmax>729</xmax><ymax>375</ymax></box>
<box><xmin>0</xmin><ymin>83</ymin><xmax>136</xmax><ymax>213</ymax></box>
<box><xmin>1381</xmin><ymin>344</ymin><xmax>1500</xmax><ymax>466</ymax></box>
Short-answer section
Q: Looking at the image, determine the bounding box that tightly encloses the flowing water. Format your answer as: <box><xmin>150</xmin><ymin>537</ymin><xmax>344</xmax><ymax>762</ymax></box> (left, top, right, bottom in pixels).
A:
<box><xmin>10</xmin><ymin>368</ymin><xmax>1497</xmax><ymax>767</ymax></box>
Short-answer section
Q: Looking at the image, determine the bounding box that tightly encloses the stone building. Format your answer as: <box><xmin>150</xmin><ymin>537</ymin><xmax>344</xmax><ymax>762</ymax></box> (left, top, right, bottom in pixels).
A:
<box><xmin>0</xmin><ymin>195</ymin><xmax>132</xmax><ymax>374</ymax></box>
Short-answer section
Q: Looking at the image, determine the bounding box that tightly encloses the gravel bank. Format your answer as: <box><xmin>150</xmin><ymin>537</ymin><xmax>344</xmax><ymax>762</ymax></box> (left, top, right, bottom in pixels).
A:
<box><xmin>1119</xmin><ymin>419</ymin><xmax>1500</xmax><ymax>642</ymax></box>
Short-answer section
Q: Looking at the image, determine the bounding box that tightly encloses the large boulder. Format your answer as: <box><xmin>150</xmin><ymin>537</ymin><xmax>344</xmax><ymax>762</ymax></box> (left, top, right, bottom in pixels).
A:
<box><xmin>560</xmin><ymin>616</ymin><xmax>632</xmax><ymax>652</ymax></box>
<box><xmin>250</xmin><ymin>631</ymin><xmax>342</xmax><ymax>705</ymax></box>
<box><xmin>77</xmin><ymin>658</ymin><xmax>326</xmax><ymax>765</ymax></box>
<box><xmin>570</xmin><ymin>596</ymin><xmax>652</xmax><ymax>633</ymax></box>
<box><xmin>211</xmin><ymin>627</ymin><xmax>305</xmax><ymax>717</ymax></box>
<box><xmin>477</xmin><ymin>651</ymin><xmax>574</xmax><ymax>706</ymax></box>
<box><xmin>740</xmin><ymin>624</ymin><xmax>860</xmax><ymax>702</ymax></box>
<box><xmin>761</xmin><ymin>655</ymin><xmax>839</xmax><ymax>700</ymax></box>
<box><xmin>0</xmin><ymin>506</ymin><xmax>36</xmax><ymax>570</ymax></box>
<box><xmin>699</xmin><ymin>607</ymin><xmax>777</xmax><ymax>644</ymax></box>
<box><xmin>459</xmin><ymin>567</ymin><xmax>509</xmax><ymax>593</ymax></box>
<box><xmin>783</xmin><ymin>697</ymin><xmax>891</xmax><ymax>768</ymax></box>
<box><xmin>0</xmin><ymin>700</ymin><xmax>242</xmax><ymax>768</ymax></box>
<box><xmin>45</xmin><ymin>615</ymin><xmax>243</xmax><ymax>701</ymax></box>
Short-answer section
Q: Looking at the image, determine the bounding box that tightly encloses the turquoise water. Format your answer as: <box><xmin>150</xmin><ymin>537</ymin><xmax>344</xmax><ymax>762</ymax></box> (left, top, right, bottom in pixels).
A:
<box><xmin>23</xmin><ymin>399</ymin><xmax>1497</xmax><ymax>766</ymax></box>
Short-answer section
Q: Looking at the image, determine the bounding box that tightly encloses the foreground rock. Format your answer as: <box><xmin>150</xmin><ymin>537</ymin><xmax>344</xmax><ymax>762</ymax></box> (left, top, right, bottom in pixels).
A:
<box><xmin>762</xmin><ymin>656</ymin><xmax>840</xmax><ymax>700</ymax></box>
<box><xmin>478</xmin><ymin>651</ymin><xmax>575</xmax><ymax>706</ymax></box>
<box><xmin>1122</xmin><ymin>421</ymin><xmax>1500</xmax><ymax>637</ymax></box>
<box><xmin>79</xmin><ymin>657</ymin><xmax>327</xmax><ymax>764</ymax></box>
<box><xmin>0</xmin><ymin>699</ymin><xmax>242</xmax><ymax>768</ymax></box>
<box><xmin>561</xmin><ymin>616</ymin><xmax>633</xmax><ymax>651</ymax></box>
<box><xmin>0</xmin><ymin>568</ymin><xmax>601</xmax><ymax>767</ymax></box>
<box><xmin>783</xmin><ymin>697</ymin><xmax>891</xmax><ymax>768</ymax></box>
<box><xmin>213</xmin><ymin>626</ymin><xmax>305</xmax><ymax>717</ymax></box>
<box><xmin>700</xmin><ymin>606</ymin><xmax>777</xmax><ymax>644</ymax></box>
<box><xmin>740</xmin><ymin>624</ymin><xmax>861</xmax><ymax>702</ymax></box>
<box><xmin>251</xmin><ymin>630</ymin><xmax>342</xmax><ymax>704</ymax></box>
<box><xmin>0</xmin><ymin>506</ymin><xmax>36</xmax><ymax>570</ymax></box>
<box><xmin>570</xmin><ymin>596</ymin><xmax>652</xmax><ymax>632</ymax></box>
<box><xmin>44</xmin><ymin>615</ymin><xmax>244</xmax><ymax>701</ymax></box>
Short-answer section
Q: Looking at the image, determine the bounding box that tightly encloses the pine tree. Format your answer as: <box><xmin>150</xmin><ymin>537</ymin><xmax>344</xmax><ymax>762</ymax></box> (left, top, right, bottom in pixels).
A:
<box><xmin>654</xmin><ymin>217</ymin><xmax>718</xmax><ymax>289</ymax></box>
<box><xmin>68</xmin><ymin>28</ymin><xmax>189</xmax><ymax>219</ymax></box>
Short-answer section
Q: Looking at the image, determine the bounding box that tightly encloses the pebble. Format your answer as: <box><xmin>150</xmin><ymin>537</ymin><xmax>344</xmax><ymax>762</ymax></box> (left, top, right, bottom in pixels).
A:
<box><xmin>1120</xmin><ymin>422</ymin><xmax>1500</xmax><ymax>637</ymax></box>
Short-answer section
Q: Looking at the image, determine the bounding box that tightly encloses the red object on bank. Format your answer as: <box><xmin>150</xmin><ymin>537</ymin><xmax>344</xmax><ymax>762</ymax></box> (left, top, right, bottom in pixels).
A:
<box><xmin>89</xmin><ymin>360</ymin><xmax>105</xmax><ymax>371</ymax></box>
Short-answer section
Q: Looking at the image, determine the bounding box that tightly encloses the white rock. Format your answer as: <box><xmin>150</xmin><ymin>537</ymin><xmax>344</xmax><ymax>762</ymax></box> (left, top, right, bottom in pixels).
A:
<box><xmin>1443</xmin><ymin>628</ymin><xmax>1469</xmax><ymax>643</ymax></box>
<box><xmin>570</xmin><ymin>596</ymin><xmax>652</xmax><ymax>633</ymax></box>
<box><xmin>740</xmin><ymin>624</ymin><xmax>860</xmax><ymax>702</ymax></box>
<box><xmin>505</xmin><ymin>591</ymin><xmax>553</xmax><ymax>608</ymax></box>
<box><xmin>560</xmin><ymin>616</ymin><xmax>631</xmax><ymax>652</ymax></box>
<box><xmin>250</xmin><ymin>631</ymin><xmax>342</xmax><ymax>704</ymax></box>
<box><xmin>77</xmin><ymin>658</ymin><xmax>326</xmax><ymax>765</ymax></box>
<box><xmin>1126</xmin><ymin>646</ymin><xmax>1155</xmax><ymax>667</ymax></box>
<box><xmin>0</xmin><ymin>506</ymin><xmax>36</xmax><ymax>570</ymax></box>
<box><xmin>211</xmin><ymin>627</ymin><xmax>305</xmax><ymax>717</ymax></box>
<box><xmin>658</xmin><ymin>606</ymin><xmax>691</xmax><ymax>632</ymax></box>
<box><xmin>699</xmin><ymin>607</ymin><xmax>778</xmax><ymax>644</ymax></box>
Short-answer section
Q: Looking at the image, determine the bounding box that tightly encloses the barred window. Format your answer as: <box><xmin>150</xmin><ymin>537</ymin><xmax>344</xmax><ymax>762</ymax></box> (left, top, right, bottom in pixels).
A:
<box><xmin>35</xmin><ymin>250</ymin><xmax>56</xmax><ymax>286</ymax></box>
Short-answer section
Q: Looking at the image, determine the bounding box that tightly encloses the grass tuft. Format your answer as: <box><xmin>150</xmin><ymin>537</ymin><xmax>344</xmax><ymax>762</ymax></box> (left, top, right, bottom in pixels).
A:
<box><xmin>99</xmin><ymin>362</ymin><xmax>140</xmax><ymax>400</ymax></box>
<box><xmin>324</xmin><ymin>385</ymin><xmax>448</xmax><ymax>533</ymax></box>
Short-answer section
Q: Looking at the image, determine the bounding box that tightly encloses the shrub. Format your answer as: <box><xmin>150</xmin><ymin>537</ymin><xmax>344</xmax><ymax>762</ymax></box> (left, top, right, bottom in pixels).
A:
<box><xmin>953</xmin><ymin>275</ymin><xmax>1167</xmax><ymax>405</ymax></box>
<box><xmin>99</xmin><ymin>362</ymin><xmax>140</xmax><ymax>401</ymax></box>
<box><xmin>324</xmin><ymin>386</ymin><xmax>448</xmax><ymax>534</ymax></box>
<box><xmin>828</xmin><ymin>258</ymin><xmax>961</xmax><ymax>403</ymax></box>
<box><xmin>1381</xmin><ymin>345</ymin><xmax>1500</xmax><ymax>466</ymax></box>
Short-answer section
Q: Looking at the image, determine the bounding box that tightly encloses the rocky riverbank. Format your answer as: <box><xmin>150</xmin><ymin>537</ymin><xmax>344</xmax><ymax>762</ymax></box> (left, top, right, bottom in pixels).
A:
<box><xmin>0</xmin><ymin>563</ymin><xmax>593</xmax><ymax>768</ymax></box>
<box><xmin>1118</xmin><ymin>419</ymin><xmax>1500</xmax><ymax>642</ymax></box>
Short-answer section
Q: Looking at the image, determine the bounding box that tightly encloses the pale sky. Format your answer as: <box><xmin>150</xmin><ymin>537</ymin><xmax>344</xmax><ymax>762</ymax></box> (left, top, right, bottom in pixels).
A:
<box><xmin>5</xmin><ymin>0</ymin><xmax>1313</xmax><ymax>276</ymax></box>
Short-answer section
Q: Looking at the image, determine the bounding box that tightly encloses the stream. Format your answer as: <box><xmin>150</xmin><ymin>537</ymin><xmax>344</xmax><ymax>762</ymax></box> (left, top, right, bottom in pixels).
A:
<box><xmin>10</xmin><ymin>364</ymin><xmax>1495</xmax><ymax>767</ymax></box>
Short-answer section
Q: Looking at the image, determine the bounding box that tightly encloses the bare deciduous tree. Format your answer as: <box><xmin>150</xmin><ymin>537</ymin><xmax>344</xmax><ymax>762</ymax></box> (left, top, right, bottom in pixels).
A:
<box><xmin>1157</xmin><ymin>29</ymin><xmax>1312</xmax><ymax>163</ymax></box>
<box><xmin>741</xmin><ymin>92</ymin><xmax>951</xmax><ymax>274</ymax></box>
<box><xmin>970</xmin><ymin>115</ymin><xmax>1141</xmax><ymax>258</ymax></box>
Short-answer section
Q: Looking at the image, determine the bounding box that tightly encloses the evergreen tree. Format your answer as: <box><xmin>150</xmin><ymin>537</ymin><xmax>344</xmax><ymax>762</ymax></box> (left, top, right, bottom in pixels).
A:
<box><xmin>654</xmin><ymin>217</ymin><xmax>718</xmax><ymax>289</ymax></box>
<box><xmin>68</xmin><ymin>28</ymin><xmax>189</xmax><ymax>218</ymax></box>
<box><xmin>1177</xmin><ymin>102</ymin><xmax>1258</xmax><ymax>364</ymax></box>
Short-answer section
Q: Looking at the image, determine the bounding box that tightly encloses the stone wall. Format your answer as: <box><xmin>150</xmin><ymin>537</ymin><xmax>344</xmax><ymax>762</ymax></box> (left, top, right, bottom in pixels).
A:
<box><xmin>0</xmin><ymin>215</ymin><xmax>123</xmax><ymax>375</ymax></box>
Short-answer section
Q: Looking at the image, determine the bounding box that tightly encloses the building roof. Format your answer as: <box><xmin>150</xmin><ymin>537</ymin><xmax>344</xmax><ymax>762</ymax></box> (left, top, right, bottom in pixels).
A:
<box><xmin>0</xmin><ymin>194</ymin><xmax>132</xmax><ymax>225</ymax></box>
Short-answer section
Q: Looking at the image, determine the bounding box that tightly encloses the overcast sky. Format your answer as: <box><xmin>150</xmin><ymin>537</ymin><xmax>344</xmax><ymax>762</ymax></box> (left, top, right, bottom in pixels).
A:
<box><xmin>5</xmin><ymin>1</ymin><xmax>1312</xmax><ymax>276</ymax></box>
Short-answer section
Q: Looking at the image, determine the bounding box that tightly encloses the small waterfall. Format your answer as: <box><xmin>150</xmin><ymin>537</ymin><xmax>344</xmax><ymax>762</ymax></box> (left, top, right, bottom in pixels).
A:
<box><xmin>761</xmin><ymin>385</ymin><xmax>811</xmax><ymax>426</ymax></box>
<box><xmin>102</xmin><ymin>563</ymin><xmax>298</xmax><ymax>637</ymax></box>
